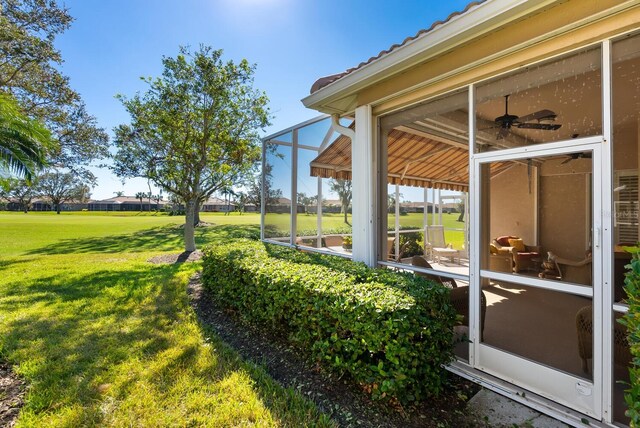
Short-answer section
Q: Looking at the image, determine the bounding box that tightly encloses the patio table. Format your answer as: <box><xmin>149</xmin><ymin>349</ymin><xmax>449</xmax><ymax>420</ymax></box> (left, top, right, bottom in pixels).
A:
<box><xmin>433</xmin><ymin>248</ymin><xmax>460</xmax><ymax>264</ymax></box>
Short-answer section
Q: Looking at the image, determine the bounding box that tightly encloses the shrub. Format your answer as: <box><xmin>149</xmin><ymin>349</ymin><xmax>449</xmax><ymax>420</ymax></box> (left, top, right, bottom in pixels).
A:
<box><xmin>399</xmin><ymin>232</ymin><xmax>423</xmax><ymax>258</ymax></box>
<box><xmin>202</xmin><ymin>239</ymin><xmax>456</xmax><ymax>404</ymax></box>
<box><xmin>621</xmin><ymin>246</ymin><xmax>640</xmax><ymax>426</ymax></box>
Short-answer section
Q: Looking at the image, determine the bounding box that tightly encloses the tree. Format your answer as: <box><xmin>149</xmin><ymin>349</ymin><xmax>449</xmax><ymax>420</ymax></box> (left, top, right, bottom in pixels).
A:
<box><xmin>329</xmin><ymin>179</ymin><xmax>352</xmax><ymax>225</ymax></box>
<box><xmin>113</xmin><ymin>45</ymin><xmax>270</xmax><ymax>252</ymax></box>
<box><xmin>37</xmin><ymin>170</ymin><xmax>90</xmax><ymax>214</ymax></box>
<box><xmin>0</xmin><ymin>177</ymin><xmax>37</xmax><ymax>213</ymax></box>
<box><xmin>135</xmin><ymin>191</ymin><xmax>146</xmax><ymax>211</ymax></box>
<box><xmin>457</xmin><ymin>199</ymin><xmax>465</xmax><ymax>222</ymax></box>
<box><xmin>152</xmin><ymin>193</ymin><xmax>163</xmax><ymax>211</ymax></box>
<box><xmin>113</xmin><ymin>191</ymin><xmax>125</xmax><ymax>197</ymax></box>
<box><xmin>0</xmin><ymin>0</ymin><xmax>109</xmax><ymax>181</ymax></box>
<box><xmin>234</xmin><ymin>191</ymin><xmax>249</xmax><ymax>214</ymax></box>
<box><xmin>220</xmin><ymin>185</ymin><xmax>236</xmax><ymax>215</ymax></box>
<box><xmin>246</xmin><ymin>162</ymin><xmax>281</xmax><ymax>211</ymax></box>
<box><xmin>0</xmin><ymin>93</ymin><xmax>54</xmax><ymax>180</ymax></box>
<box><xmin>297</xmin><ymin>192</ymin><xmax>315</xmax><ymax>214</ymax></box>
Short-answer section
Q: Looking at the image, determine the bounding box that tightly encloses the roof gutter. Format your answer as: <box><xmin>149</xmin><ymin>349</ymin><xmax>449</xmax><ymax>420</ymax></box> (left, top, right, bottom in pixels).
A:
<box><xmin>302</xmin><ymin>0</ymin><xmax>563</xmax><ymax>114</ymax></box>
<box><xmin>330</xmin><ymin>114</ymin><xmax>355</xmax><ymax>142</ymax></box>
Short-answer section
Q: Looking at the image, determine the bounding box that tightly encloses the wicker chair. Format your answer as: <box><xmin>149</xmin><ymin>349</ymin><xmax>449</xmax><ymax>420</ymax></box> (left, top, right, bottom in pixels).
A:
<box><xmin>490</xmin><ymin>236</ymin><xmax>541</xmax><ymax>273</ymax></box>
<box><xmin>411</xmin><ymin>255</ymin><xmax>457</xmax><ymax>288</ymax></box>
<box><xmin>548</xmin><ymin>252</ymin><xmax>592</xmax><ymax>285</ymax></box>
<box><xmin>576</xmin><ymin>305</ymin><xmax>631</xmax><ymax>373</ymax></box>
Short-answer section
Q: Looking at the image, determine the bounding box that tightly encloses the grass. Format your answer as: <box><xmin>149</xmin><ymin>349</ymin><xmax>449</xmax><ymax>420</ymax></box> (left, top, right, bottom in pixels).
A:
<box><xmin>266</xmin><ymin>212</ymin><xmax>466</xmax><ymax>249</ymax></box>
<box><xmin>0</xmin><ymin>211</ymin><xmax>334</xmax><ymax>427</ymax></box>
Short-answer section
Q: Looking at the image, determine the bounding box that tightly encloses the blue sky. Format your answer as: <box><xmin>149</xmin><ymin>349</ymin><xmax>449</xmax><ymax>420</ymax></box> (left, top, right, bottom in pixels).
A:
<box><xmin>55</xmin><ymin>0</ymin><xmax>472</xmax><ymax>199</ymax></box>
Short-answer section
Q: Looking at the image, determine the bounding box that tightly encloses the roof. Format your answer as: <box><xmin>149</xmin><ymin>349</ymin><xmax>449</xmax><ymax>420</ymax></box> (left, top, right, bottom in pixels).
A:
<box><xmin>91</xmin><ymin>196</ymin><xmax>162</xmax><ymax>204</ymax></box>
<box><xmin>309</xmin><ymin>1</ymin><xmax>485</xmax><ymax>94</ymax></box>
<box><xmin>203</xmin><ymin>197</ymin><xmax>227</xmax><ymax>205</ymax></box>
<box><xmin>310</xmin><ymin>128</ymin><xmax>511</xmax><ymax>192</ymax></box>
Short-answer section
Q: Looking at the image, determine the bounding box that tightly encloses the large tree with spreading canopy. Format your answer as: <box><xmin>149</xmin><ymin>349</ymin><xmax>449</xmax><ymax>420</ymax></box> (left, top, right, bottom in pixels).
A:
<box><xmin>0</xmin><ymin>0</ymin><xmax>109</xmax><ymax>182</ymax></box>
<box><xmin>112</xmin><ymin>45</ymin><xmax>270</xmax><ymax>252</ymax></box>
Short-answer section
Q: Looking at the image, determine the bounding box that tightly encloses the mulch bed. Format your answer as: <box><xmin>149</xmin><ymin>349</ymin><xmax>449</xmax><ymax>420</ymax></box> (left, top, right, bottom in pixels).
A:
<box><xmin>0</xmin><ymin>362</ymin><xmax>26</xmax><ymax>428</ymax></box>
<box><xmin>187</xmin><ymin>272</ymin><xmax>487</xmax><ymax>427</ymax></box>
<box><xmin>148</xmin><ymin>250</ymin><xmax>203</xmax><ymax>264</ymax></box>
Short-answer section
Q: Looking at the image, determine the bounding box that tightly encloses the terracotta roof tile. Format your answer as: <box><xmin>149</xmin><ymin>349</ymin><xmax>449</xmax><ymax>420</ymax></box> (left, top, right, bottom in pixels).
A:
<box><xmin>310</xmin><ymin>1</ymin><xmax>485</xmax><ymax>94</ymax></box>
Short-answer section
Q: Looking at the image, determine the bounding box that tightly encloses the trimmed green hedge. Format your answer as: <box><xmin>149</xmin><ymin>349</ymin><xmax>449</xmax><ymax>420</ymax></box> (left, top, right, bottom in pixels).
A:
<box><xmin>622</xmin><ymin>247</ymin><xmax>640</xmax><ymax>426</ymax></box>
<box><xmin>201</xmin><ymin>239</ymin><xmax>456</xmax><ymax>404</ymax></box>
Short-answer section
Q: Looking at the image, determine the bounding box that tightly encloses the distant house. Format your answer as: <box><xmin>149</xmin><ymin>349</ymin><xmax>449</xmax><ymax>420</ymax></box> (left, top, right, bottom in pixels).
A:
<box><xmin>88</xmin><ymin>196</ymin><xmax>164</xmax><ymax>211</ymax></box>
<box><xmin>399</xmin><ymin>202</ymin><xmax>458</xmax><ymax>214</ymax></box>
<box><xmin>201</xmin><ymin>197</ymin><xmax>232</xmax><ymax>212</ymax></box>
<box><xmin>265</xmin><ymin>197</ymin><xmax>304</xmax><ymax>214</ymax></box>
<box><xmin>30</xmin><ymin>198</ymin><xmax>92</xmax><ymax>212</ymax></box>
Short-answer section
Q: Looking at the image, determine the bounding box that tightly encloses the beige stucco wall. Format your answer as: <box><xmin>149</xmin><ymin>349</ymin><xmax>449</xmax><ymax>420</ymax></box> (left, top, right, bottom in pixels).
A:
<box><xmin>539</xmin><ymin>159</ymin><xmax>591</xmax><ymax>260</ymax></box>
<box><xmin>489</xmin><ymin>163</ymin><xmax>536</xmax><ymax>245</ymax></box>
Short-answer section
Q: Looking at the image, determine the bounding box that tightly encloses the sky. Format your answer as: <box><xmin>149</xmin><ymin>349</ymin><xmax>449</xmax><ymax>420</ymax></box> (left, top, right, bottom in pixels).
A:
<box><xmin>55</xmin><ymin>0</ymin><xmax>473</xmax><ymax>200</ymax></box>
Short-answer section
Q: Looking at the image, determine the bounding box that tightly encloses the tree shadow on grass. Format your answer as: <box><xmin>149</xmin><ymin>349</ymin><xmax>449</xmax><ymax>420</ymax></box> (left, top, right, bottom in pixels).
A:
<box><xmin>26</xmin><ymin>224</ymin><xmax>261</xmax><ymax>256</ymax></box>
<box><xmin>0</xmin><ymin>252</ymin><xmax>324</xmax><ymax>426</ymax></box>
<box><xmin>0</xmin><ymin>258</ymin><xmax>32</xmax><ymax>272</ymax></box>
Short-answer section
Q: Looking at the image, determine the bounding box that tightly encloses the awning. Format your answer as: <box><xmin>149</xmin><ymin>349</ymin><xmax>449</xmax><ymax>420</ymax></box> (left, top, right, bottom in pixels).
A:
<box><xmin>309</xmin><ymin>128</ymin><xmax>513</xmax><ymax>192</ymax></box>
<box><xmin>311</xmin><ymin>128</ymin><xmax>464</xmax><ymax>191</ymax></box>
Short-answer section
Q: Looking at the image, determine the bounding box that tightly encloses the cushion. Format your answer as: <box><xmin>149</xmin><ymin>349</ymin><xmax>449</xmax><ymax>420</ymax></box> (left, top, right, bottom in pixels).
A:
<box><xmin>508</xmin><ymin>238</ymin><xmax>526</xmax><ymax>252</ymax></box>
<box><xmin>496</xmin><ymin>236</ymin><xmax>517</xmax><ymax>246</ymax></box>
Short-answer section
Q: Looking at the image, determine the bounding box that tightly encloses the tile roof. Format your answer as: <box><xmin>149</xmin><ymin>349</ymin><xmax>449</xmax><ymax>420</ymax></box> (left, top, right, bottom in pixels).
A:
<box><xmin>309</xmin><ymin>1</ymin><xmax>485</xmax><ymax>94</ymax></box>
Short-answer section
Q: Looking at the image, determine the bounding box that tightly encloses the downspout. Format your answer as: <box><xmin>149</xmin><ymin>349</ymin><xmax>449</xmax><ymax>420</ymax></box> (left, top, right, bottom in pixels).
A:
<box><xmin>331</xmin><ymin>114</ymin><xmax>355</xmax><ymax>141</ymax></box>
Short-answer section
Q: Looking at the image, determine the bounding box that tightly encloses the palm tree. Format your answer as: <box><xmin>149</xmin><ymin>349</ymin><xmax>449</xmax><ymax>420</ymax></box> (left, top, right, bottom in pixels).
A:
<box><xmin>0</xmin><ymin>93</ymin><xmax>53</xmax><ymax>181</ymax></box>
<box><xmin>135</xmin><ymin>191</ymin><xmax>146</xmax><ymax>211</ymax></box>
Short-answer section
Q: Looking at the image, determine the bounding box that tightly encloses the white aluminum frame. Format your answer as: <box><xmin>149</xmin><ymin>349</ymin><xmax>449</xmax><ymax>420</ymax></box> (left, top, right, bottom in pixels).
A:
<box><xmin>473</xmin><ymin>138</ymin><xmax>604</xmax><ymax>418</ymax></box>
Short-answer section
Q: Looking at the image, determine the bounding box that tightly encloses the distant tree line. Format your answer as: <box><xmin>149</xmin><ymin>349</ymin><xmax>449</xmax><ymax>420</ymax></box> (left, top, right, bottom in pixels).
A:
<box><xmin>0</xmin><ymin>170</ymin><xmax>91</xmax><ymax>214</ymax></box>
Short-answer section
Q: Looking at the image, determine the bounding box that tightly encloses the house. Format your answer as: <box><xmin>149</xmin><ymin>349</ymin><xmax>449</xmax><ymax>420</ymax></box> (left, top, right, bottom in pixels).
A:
<box><xmin>201</xmin><ymin>197</ymin><xmax>232</xmax><ymax>212</ymax></box>
<box><xmin>262</xmin><ymin>1</ymin><xmax>639</xmax><ymax>426</ymax></box>
<box><xmin>31</xmin><ymin>198</ymin><xmax>91</xmax><ymax>211</ymax></box>
<box><xmin>88</xmin><ymin>196</ymin><xmax>164</xmax><ymax>211</ymax></box>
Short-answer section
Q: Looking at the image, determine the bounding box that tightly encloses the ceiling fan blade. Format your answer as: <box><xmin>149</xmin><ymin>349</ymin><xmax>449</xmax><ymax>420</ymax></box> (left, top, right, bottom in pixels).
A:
<box><xmin>516</xmin><ymin>123</ymin><xmax>562</xmax><ymax>130</ymax></box>
<box><xmin>496</xmin><ymin>127</ymin><xmax>509</xmax><ymax>140</ymax></box>
<box><xmin>514</xmin><ymin>109</ymin><xmax>557</xmax><ymax>123</ymax></box>
<box><xmin>477</xmin><ymin>124</ymin><xmax>499</xmax><ymax>132</ymax></box>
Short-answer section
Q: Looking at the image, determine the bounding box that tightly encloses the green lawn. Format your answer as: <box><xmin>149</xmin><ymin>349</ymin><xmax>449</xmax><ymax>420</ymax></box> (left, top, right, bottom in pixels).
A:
<box><xmin>267</xmin><ymin>211</ymin><xmax>466</xmax><ymax>249</ymax></box>
<box><xmin>0</xmin><ymin>211</ymin><xmax>333</xmax><ymax>427</ymax></box>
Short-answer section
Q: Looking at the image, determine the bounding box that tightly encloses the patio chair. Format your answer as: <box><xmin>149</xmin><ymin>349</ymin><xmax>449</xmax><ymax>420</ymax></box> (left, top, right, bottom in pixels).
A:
<box><xmin>548</xmin><ymin>251</ymin><xmax>592</xmax><ymax>285</ymax></box>
<box><xmin>411</xmin><ymin>255</ymin><xmax>457</xmax><ymax>288</ymax></box>
<box><xmin>576</xmin><ymin>305</ymin><xmax>631</xmax><ymax>373</ymax></box>
<box><xmin>490</xmin><ymin>236</ymin><xmax>541</xmax><ymax>273</ymax></box>
<box><xmin>425</xmin><ymin>225</ymin><xmax>452</xmax><ymax>260</ymax></box>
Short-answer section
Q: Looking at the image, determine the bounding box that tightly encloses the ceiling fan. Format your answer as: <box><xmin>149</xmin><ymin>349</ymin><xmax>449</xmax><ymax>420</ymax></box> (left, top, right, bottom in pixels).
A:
<box><xmin>490</xmin><ymin>95</ymin><xmax>562</xmax><ymax>139</ymax></box>
<box><xmin>560</xmin><ymin>152</ymin><xmax>592</xmax><ymax>164</ymax></box>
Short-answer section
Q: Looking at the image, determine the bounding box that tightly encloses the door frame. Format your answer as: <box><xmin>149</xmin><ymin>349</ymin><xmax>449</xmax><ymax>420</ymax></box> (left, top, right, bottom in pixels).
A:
<box><xmin>469</xmin><ymin>136</ymin><xmax>604</xmax><ymax>418</ymax></box>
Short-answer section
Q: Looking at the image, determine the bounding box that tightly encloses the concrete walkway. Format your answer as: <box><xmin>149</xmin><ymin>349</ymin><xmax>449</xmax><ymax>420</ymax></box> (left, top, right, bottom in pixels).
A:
<box><xmin>467</xmin><ymin>390</ymin><xmax>569</xmax><ymax>427</ymax></box>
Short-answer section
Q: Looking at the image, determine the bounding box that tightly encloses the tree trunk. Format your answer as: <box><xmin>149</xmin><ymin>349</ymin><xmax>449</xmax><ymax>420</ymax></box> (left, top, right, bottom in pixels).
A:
<box><xmin>343</xmin><ymin>204</ymin><xmax>348</xmax><ymax>224</ymax></box>
<box><xmin>193</xmin><ymin>203</ymin><xmax>201</xmax><ymax>226</ymax></box>
<box><xmin>56</xmin><ymin>203</ymin><xmax>61</xmax><ymax>214</ymax></box>
<box><xmin>184</xmin><ymin>199</ymin><xmax>197</xmax><ymax>252</ymax></box>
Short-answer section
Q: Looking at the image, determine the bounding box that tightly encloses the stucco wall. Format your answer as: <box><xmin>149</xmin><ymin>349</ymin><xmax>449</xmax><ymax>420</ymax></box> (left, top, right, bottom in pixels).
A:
<box><xmin>489</xmin><ymin>163</ymin><xmax>536</xmax><ymax>245</ymax></box>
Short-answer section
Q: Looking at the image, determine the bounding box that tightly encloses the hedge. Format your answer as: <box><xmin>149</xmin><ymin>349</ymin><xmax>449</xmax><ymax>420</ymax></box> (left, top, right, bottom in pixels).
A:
<box><xmin>621</xmin><ymin>247</ymin><xmax>640</xmax><ymax>426</ymax></box>
<box><xmin>201</xmin><ymin>239</ymin><xmax>456</xmax><ymax>404</ymax></box>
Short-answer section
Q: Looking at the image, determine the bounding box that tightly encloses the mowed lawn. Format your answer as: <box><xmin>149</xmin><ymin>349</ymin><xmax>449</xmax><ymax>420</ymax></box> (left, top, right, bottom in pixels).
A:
<box><xmin>267</xmin><ymin>212</ymin><xmax>466</xmax><ymax>249</ymax></box>
<box><xmin>0</xmin><ymin>211</ymin><xmax>333</xmax><ymax>427</ymax></box>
